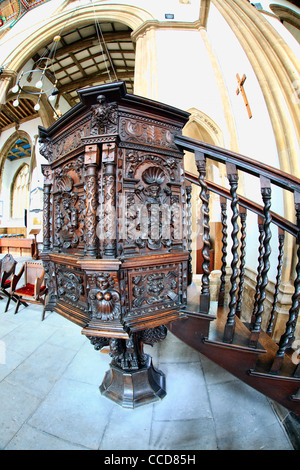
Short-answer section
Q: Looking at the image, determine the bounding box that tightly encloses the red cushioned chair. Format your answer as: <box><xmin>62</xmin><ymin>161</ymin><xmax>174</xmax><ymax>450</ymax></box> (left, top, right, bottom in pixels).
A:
<box><xmin>0</xmin><ymin>254</ymin><xmax>17</xmax><ymax>305</ymax></box>
<box><xmin>6</xmin><ymin>261</ymin><xmax>48</xmax><ymax>319</ymax></box>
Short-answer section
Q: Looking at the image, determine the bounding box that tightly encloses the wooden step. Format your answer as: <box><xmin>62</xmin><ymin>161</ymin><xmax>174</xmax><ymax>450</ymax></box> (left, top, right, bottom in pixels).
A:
<box><xmin>208</xmin><ymin>306</ymin><xmax>265</xmax><ymax>353</ymax></box>
<box><xmin>249</xmin><ymin>327</ymin><xmax>298</xmax><ymax>378</ymax></box>
<box><xmin>168</xmin><ymin>303</ymin><xmax>300</xmax><ymax>417</ymax></box>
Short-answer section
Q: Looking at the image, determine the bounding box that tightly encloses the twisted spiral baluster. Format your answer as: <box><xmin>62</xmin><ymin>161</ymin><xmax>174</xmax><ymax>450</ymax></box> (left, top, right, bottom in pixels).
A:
<box><xmin>236</xmin><ymin>207</ymin><xmax>247</xmax><ymax>318</ymax></box>
<box><xmin>224</xmin><ymin>163</ymin><xmax>239</xmax><ymax>343</ymax></box>
<box><xmin>250</xmin><ymin>216</ymin><xmax>265</xmax><ymax>327</ymax></box>
<box><xmin>271</xmin><ymin>192</ymin><xmax>300</xmax><ymax>375</ymax></box>
<box><xmin>186</xmin><ymin>183</ymin><xmax>193</xmax><ymax>286</ymax></box>
<box><xmin>218</xmin><ymin>196</ymin><xmax>228</xmax><ymax>307</ymax></box>
<box><xmin>195</xmin><ymin>151</ymin><xmax>210</xmax><ymax>313</ymax></box>
<box><xmin>267</xmin><ymin>228</ymin><xmax>284</xmax><ymax>336</ymax></box>
<box><xmin>250</xmin><ymin>177</ymin><xmax>272</xmax><ymax>348</ymax></box>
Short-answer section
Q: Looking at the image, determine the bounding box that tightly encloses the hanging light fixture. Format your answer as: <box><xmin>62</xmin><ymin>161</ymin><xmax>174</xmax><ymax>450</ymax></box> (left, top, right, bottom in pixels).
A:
<box><xmin>10</xmin><ymin>4</ymin><xmax>119</xmax><ymax>116</ymax></box>
<box><xmin>11</xmin><ymin>34</ymin><xmax>60</xmax><ymax>109</ymax></box>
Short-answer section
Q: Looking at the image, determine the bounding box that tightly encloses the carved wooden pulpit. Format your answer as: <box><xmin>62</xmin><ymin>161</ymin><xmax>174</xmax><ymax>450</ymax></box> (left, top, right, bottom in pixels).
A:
<box><xmin>39</xmin><ymin>81</ymin><xmax>191</xmax><ymax>407</ymax></box>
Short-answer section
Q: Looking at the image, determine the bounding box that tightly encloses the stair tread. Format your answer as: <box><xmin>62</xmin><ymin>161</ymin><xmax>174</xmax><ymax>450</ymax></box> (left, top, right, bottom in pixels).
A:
<box><xmin>252</xmin><ymin>329</ymin><xmax>298</xmax><ymax>379</ymax></box>
<box><xmin>181</xmin><ymin>301</ymin><xmax>298</xmax><ymax>380</ymax></box>
<box><xmin>207</xmin><ymin>306</ymin><xmax>265</xmax><ymax>353</ymax></box>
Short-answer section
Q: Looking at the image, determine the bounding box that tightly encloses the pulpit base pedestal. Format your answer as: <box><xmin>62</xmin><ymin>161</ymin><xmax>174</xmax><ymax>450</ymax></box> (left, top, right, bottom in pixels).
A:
<box><xmin>100</xmin><ymin>355</ymin><xmax>166</xmax><ymax>408</ymax></box>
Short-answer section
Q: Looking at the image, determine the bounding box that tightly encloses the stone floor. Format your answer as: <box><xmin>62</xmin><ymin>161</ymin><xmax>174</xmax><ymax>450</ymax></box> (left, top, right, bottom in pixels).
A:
<box><xmin>0</xmin><ymin>294</ymin><xmax>296</xmax><ymax>451</ymax></box>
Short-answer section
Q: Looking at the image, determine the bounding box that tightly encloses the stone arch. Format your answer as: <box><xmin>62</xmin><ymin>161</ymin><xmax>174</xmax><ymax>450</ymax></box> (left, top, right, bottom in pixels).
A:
<box><xmin>269</xmin><ymin>4</ymin><xmax>300</xmax><ymax>43</ymax></box>
<box><xmin>0</xmin><ymin>130</ymin><xmax>32</xmax><ymax>190</ymax></box>
<box><xmin>0</xmin><ymin>4</ymin><xmax>155</xmax><ymax>103</ymax></box>
<box><xmin>183</xmin><ymin>108</ymin><xmax>225</xmax><ymax>180</ymax></box>
<box><xmin>182</xmin><ymin>109</ymin><xmax>225</xmax><ymax>276</ymax></box>
<box><xmin>10</xmin><ymin>161</ymin><xmax>29</xmax><ymax>219</ymax></box>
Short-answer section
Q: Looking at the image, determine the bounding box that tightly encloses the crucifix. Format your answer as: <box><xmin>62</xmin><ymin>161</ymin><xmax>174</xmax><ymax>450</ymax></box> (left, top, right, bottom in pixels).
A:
<box><xmin>236</xmin><ymin>74</ymin><xmax>252</xmax><ymax>119</ymax></box>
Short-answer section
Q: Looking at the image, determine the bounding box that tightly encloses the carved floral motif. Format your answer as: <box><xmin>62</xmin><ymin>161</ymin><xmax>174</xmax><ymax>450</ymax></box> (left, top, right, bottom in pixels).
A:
<box><xmin>120</xmin><ymin>114</ymin><xmax>178</xmax><ymax>150</ymax></box>
<box><xmin>56</xmin><ymin>269</ymin><xmax>84</xmax><ymax>303</ymax></box>
<box><xmin>132</xmin><ymin>270</ymin><xmax>178</xmax><ymax>307</ymax></box>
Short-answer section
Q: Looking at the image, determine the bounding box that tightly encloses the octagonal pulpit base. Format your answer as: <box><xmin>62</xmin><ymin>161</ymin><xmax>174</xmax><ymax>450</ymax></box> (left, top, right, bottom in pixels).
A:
<box><xmin>100</xmin><ymin>355</ymin><xmax>166</xmax><ymax>408</ymax></box>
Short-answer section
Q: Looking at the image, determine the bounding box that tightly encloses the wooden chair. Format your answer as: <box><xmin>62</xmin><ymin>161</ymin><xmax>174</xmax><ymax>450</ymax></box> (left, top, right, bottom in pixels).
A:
<box><xmin>0</xmin><ymin>254</ymin><xmax>17</xmax><ymax>303</ymax></box>
<box><xmin>6</xmin><ymin>262</ymin><xmax>48</xmax><ymax>319</ymax></box>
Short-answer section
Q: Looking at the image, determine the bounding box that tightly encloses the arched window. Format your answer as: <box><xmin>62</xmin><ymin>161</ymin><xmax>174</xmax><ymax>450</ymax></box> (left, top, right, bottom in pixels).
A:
<box><xmin>11</xmin><ymin>164</ymin><xmax>29</xmax><ymax>219</ymax></box>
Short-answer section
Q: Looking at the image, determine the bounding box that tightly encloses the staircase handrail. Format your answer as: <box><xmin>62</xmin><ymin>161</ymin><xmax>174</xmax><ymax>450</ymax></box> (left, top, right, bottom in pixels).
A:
<box><xmin>185</xmin><ymin>170</ymin><xmax>298</xmax><ymax>238</ymax></box>
<box><xmin>176</xmin><ymin>134</ymin><xmax>300</xmax><ymax>194</ymax></box>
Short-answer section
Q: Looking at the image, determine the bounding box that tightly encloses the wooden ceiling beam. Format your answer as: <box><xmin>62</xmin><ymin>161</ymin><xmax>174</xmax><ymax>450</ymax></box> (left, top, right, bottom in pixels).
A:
<box><xmin>54</xmin><ymin>31</ymin><xmax>132</xmax><ymax>59</ymax></box>
<box><xmin>57</xmin><ymin>70</ymin><xmax>134</xmax><ymax>94</ymax></box>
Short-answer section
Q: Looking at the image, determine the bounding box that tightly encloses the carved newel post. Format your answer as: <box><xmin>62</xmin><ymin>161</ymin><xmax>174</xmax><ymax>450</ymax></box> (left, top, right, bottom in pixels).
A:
<box><xmin>39</xmin><ymin>82</ymin><xmax>190</xmax><ymax>408</ymax></box>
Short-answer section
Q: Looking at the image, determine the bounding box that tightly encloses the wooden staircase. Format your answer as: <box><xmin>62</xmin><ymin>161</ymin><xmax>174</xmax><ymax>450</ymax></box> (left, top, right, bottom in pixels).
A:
<box><xmin>172</xmin><ymin>135</ymin><xmax>300</xmax><ymax>417</ymax></box>
<box><xmin>168</xmin><ymin>304</ymin><xmax>300</xmax><ymax>416</ymax></box>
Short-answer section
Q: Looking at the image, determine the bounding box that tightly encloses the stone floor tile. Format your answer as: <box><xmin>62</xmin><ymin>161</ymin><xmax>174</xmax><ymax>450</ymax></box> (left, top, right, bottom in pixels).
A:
<box><xmin>100</xmin><ymin>404</ymin><xmax>154</xmax><ymax>450</ymax></box>
<box><xmin>152</xmin><ymin>362</ymin><xmax>212</xmax><ymax>421</ymax></box>
<box><xmin>217</xmin><ymin>421</ymin><xmax>292</xmax><ymax>450</ymax></box>
<box><xmin>45</xmin><ymin>321</ymin><xmax>86</xmax><ymax>351</ymax></box>
<box><xmin>0</xmin><ymin>302</ymin><xmax>296</xmax><ymax>451</ymax></box>
<box><xmin>157</xmin><ymin>331</ymin><xmax>201</xmax><ymax>364</ymax></box>
<box><xmin>63</xmin><ymin>340</ymin><xmax>111</xmax><ymax>386</ymax></box>
<box><xmin>208</xmin><ymin>379</ymin><xmax>292</xmax><ymax>450</ymax></box>
<box><xmin>0</xmin><ymin>345</ymin><xmax>25</xmax><ymax>381</ymax></box>
<box><xmin>1</xmin><ymin>319</ymin><xmax>56</xmax><ymax>358</ymax></box>
<box><xmin>27</xmin><ymin>377</ymin><xmax>114</xmax><ymax>449</ymax></box>
<box><xmin>0</xmin><ymin>317</ymin><xmax>20</xmax><ymax>339</ymax></box>
<box><xmin>5</xmin><ymin>342</ymin><xmax>77</xmax><ymax>398</ymax></box>
<box><xmin>5</xmin><ymin>424</ymin><xmax>89</xmax><ymax>450</ymax></box>
<box><xmin>149</xmin><ymin>418</ymin><xmax>217</xmax><ymax>450</ymax></box>
<box><xmin>0</xmin><ymin>380</ymin><xmax>41</xmax><ymax>449</ymax></box>
<box><xmin>199</xmin><ymin>354</ymin><xmax>239</xmax><ymax>386</ymax></box>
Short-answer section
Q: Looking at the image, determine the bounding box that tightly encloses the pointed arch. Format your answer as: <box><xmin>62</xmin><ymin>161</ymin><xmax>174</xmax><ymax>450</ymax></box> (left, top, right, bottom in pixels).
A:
<box><xmin>11</xmin><ymin>162</ymin><xmax>29</xmax><ymax>219</ymax></box>
<box><xmin>0</xmin><ymin>130</ymin><xmax>32</xmax><ymax>189</ymax></box>
<box><xmin>0</xmin><ymin>4</ymin><xmax>155</xmax><ymax>104</ymax></box>
<box><xmin>183</xmin><ymin>108</ymin><xmax>225</xmax><ymax>179</ymax></box>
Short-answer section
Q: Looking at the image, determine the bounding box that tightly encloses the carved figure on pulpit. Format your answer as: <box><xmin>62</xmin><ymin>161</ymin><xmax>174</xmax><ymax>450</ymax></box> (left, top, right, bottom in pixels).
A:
<box><xmin>59</xmin><ymin>193</ymin><xmax>79</xmax><ymax>248</ymax></box>
<box><xmin>90</xmin><ymin>94</ymin><xmax>118</xmax><ymax>135</ymax></box>
<box><xmin>140</xmin><ymin>166</ymin><xmax>166</xmax><ymax>204</ymax></box>
<box><xmin>88</xmin><ymin>272</ymin><xmax>121</xmax><ymax>321</ymax></box>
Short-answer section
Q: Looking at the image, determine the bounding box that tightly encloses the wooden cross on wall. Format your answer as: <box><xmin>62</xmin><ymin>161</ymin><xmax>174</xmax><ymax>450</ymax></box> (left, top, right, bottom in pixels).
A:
<box><xmin>236</xmin><ymin>74</ymin><xmax>252</xmax><ymax>119</ymax></box>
